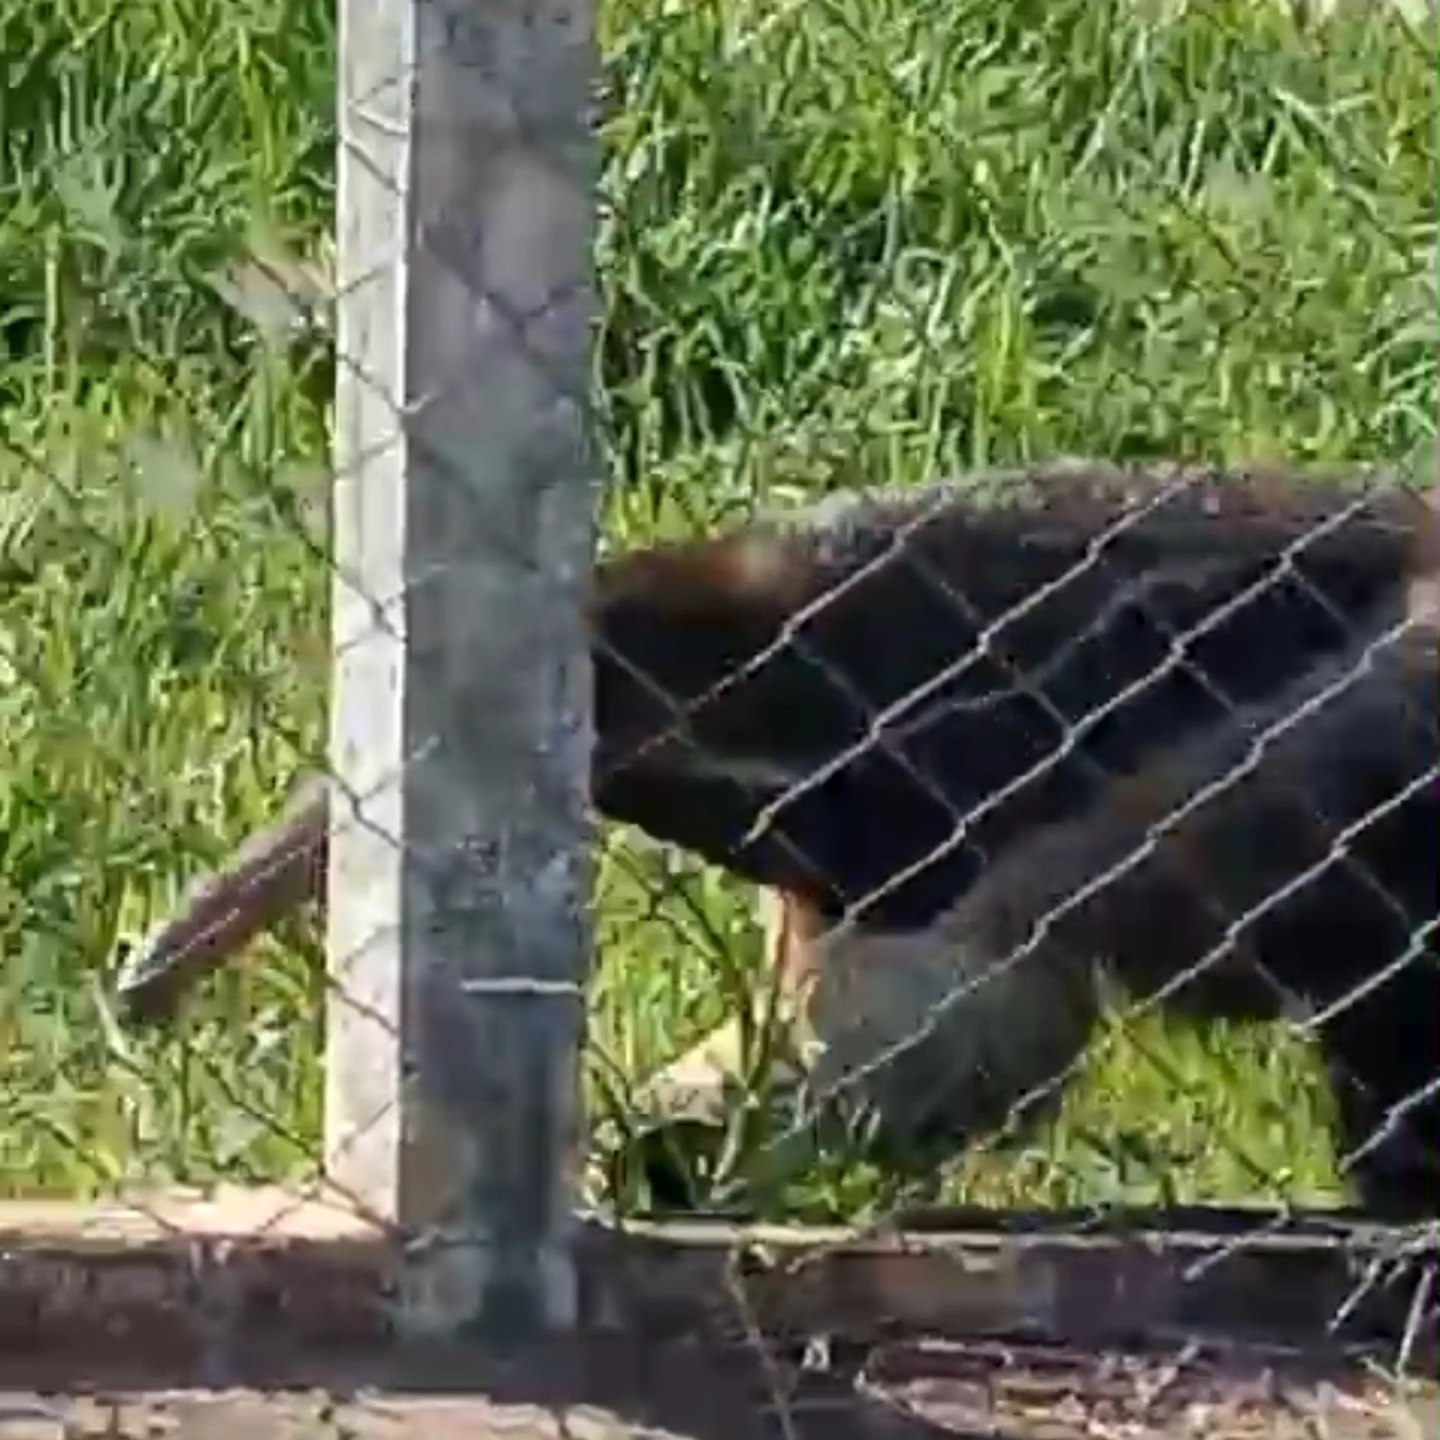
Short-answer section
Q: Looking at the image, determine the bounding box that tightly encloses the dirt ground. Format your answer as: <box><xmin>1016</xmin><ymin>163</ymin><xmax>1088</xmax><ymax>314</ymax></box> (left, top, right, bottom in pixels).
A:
<box><xmin>1</xmin><ymin>1338</ymin><xmax>1434</xmax><ymax>1440</ymax></box>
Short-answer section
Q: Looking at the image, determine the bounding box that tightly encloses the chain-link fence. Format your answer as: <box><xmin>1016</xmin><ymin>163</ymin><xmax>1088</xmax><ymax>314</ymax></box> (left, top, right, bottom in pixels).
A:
<box><xmin>3</xmin><ymin>0</ymin><xmax>1438</xmax><ymax>1427</ymax></box>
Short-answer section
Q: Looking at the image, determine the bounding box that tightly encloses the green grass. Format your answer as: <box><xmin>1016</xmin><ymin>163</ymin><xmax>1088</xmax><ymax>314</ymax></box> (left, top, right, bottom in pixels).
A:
<box><xmin>0</xmin><ymin>0</ymin><xmax>1434</xmax><ymax>1216</ymax></box>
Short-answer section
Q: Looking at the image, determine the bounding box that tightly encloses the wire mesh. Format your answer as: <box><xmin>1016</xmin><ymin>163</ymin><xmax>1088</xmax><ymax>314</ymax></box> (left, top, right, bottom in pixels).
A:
<box><xmin>2</xmin><ymin>0</ymin><xmax>1438</xmax><ymax>1423</ymax></box>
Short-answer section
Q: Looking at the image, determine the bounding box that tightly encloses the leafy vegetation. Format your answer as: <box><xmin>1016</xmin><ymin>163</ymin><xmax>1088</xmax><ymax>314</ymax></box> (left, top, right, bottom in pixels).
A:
<box><xmin>1</xmin><ymin>0</ymin><xmax>1433</xmax><ymax>1216</ymax></box>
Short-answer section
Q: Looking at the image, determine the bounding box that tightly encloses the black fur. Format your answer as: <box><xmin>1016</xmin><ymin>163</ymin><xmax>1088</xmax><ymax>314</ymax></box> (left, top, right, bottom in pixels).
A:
<box><xmin>804</xmin><ymin>609</ymin><xmax>1438</xmax><ymax>1217</ymax></box>
<box><xmin>120</xmin><ymin>460</ymin><xmax>1439</xmax><ymax>1218</ymax></box>
<box><xmin>593</xmin><ymin>461</ymin><xmax>1431</xmax><ymax>930</ymax></box>
<box><xmin>591</xmin><ymin>461</ymin><xmax>1439</xmax><ymax>1216</ymax></box>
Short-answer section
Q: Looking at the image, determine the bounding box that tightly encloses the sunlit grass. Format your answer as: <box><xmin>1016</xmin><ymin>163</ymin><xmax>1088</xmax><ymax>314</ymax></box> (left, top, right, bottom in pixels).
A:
<box><xmin>0</xmin><ymin>0</ymin><xmax>1434</xmax><ymax>1213</ymax></box>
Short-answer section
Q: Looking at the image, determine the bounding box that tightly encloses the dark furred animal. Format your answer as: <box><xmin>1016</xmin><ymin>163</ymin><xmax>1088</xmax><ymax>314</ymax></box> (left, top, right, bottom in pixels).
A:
<box><xmin>116</xmin><ymin>461</ymin><xmax>1439</xmax><ymax>1215</ymax></box>
<box><xmin>802</xmin><ymin>592</ymin><xmax>1439</xmax><ymax>1217</ymax></box>
<box><xmin>590</xmin><ymin>462</ymin><xmax>1432</xmax><ymax>937</ymax></box>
